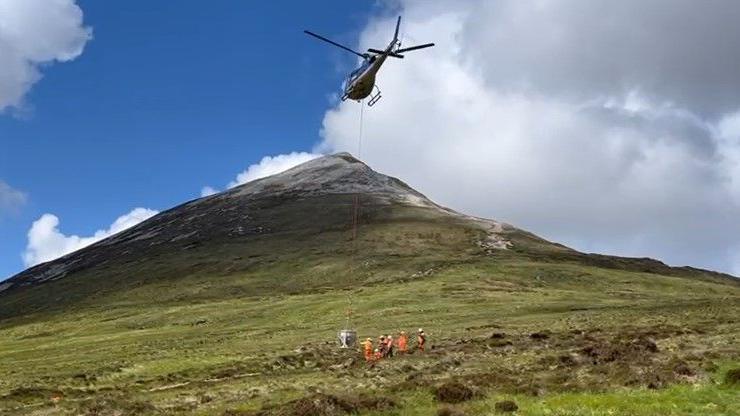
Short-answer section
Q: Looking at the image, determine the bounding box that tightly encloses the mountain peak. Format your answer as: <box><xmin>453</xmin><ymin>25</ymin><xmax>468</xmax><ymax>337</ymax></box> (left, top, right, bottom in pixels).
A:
<box><xmin>326</xmin><ymin>151</ymin><xmax>363</xmax><ymax>163</ymax></box>
<box><xmin>220</xmin><ymin>152</ymin><xmax>429</xmax><ymax>205</ymax></box>
<box><xmin>0</xmin><ymin>153</ymin><xmax>447</xmax><ymax>295</ymax></box>
<box><xmin>271</xmin><ymin>152</ymin><xmax>369</xmax><ymax>179</ymax></box>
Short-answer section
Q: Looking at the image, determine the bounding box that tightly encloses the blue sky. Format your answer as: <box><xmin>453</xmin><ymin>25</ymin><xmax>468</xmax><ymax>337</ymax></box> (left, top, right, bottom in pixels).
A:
<box><xmin>3</xmin><ymin>1</ymin><xmax>740</xmax><ymax>278</ymax></box>
<box><xmin>0</xmin><ymin>1</ymin><xmax>379</xmax><ymax>278</ymax></box>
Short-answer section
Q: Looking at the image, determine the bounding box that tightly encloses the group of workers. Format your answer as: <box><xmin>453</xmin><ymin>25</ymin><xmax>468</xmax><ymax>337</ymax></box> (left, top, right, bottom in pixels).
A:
<box><xmin>362</xmin><ymin>328</ymin><xmax>426</xmax><ymax>362</ymax></box>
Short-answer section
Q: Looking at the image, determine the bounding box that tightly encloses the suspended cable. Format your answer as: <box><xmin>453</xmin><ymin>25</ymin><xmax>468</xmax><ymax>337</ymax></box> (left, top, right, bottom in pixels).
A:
<box><xmin>358</xmin><ymin>99</ymin><xmax>364</xmax><ymax>159</ymax></box>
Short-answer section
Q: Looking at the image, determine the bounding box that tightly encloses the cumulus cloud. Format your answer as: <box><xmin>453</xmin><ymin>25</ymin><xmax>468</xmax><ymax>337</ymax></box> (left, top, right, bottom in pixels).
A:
<box><xmin>23</xmin><ymin>208</ymin><xmax>158</xmax><ymax>267</ymax></box>
<box><xmin>318</xmin><ymin>0</ymin><xmax>740</xmax><ymax>275</ymax></box>
<box><xmin>460</xmin><ymin>0</ymin><xmax>740</xmax><ymax>118</ymax></box>
<box><xmin>202</xmin><ymin>152</ymin><xmax>321</xmax><ymax>196</ymax></box>
<box><xmin>0</xmin><ymin>0</ymin><xmax>92</xmax><ymax>112</ymax></box>
<box><xmin>200</xmin><ymin>186</ymin><xmax>218</xmax><ymax>197</ymax></box>
<box><xmin>227</xmin><ymin>152</ymin><xmax>322</xmax><ymax>188</ymax></box>
<box><xmin>0</xmin><ymin>180</ymin><xmax>26</xmax><ymax>215</ymax></box>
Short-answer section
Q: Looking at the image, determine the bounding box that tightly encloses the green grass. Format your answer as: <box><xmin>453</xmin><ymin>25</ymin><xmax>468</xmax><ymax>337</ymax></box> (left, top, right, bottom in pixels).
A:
<box><xmin>1</xmin><ymin>257</ymin><xmax>738</xmax><ymax>415</ymax></box>
<box><xmin>0</xmin><ymin>199</ymin><xmax>738</xmax><ymax>415</ymax></box>
<box><xmin>379</xmin><ymin>383</ymin><xmax>740</xmax><ymax>416</ymax></box>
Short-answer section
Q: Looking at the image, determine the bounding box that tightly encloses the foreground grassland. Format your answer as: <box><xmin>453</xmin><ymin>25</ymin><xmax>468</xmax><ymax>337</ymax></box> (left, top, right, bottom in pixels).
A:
<box><xmin>1</xmin><ymin>257</ymin><xmax>738</xmax><ymax>415</ymax></box>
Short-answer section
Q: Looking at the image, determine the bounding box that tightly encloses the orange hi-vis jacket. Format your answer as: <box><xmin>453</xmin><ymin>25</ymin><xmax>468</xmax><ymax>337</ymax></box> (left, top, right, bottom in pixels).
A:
<box><xmin>398</xmin><ymin>334</ymin><xmax>408</xmax><ymax>352</ymax></box>
<box><xmin>363</xmin><ymin>340</ymin><xmax>373</xmax><ymax>360</ymax></box>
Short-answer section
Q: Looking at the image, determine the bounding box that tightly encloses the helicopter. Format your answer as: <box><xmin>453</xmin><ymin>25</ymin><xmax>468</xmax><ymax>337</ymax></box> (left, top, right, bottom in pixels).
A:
<box><xmin>305</xmin><ymin>16</ymin><xmax>434</xmax><ymax>106</ymax></box>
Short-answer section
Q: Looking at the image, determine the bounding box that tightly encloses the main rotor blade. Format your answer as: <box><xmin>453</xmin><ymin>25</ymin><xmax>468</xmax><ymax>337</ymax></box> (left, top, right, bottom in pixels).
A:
<box><xmin>304</xmin><ymin>30</ymin><xmax>366</xmax><ymax>58</ymax></box>
<box><xmin>393</xmin><ymin>16</ymin><xmax>401</xmax><ymax>42</ymax></box>
<box><xmin>396</xmin><ymin>43</ymin><xmax>435</xmax><ymax>53</ymax></box>
<box><xmin>367</xmin><ymin>48</ymin><xmax>404</xmax><ymax>58</ymax></box>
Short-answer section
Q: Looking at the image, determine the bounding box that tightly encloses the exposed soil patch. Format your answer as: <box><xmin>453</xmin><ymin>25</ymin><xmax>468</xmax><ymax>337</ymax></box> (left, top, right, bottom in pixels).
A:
<box><xmin>440</xmin><ymin>326</ymin><xmax>712</xmax><ymax>395</ymax></box>
<box><xmin>529</xmin><ymin>331</ymin><xmax>550</xmax><ymax>340</ymax></box>
<box><xmin>252</xmin><ymin>393</ymin><xmax>395</xmax><ymax>416</ymax></box>
<box><xmin>263</xmin><ymin>342</ymin><xmax>361</xmax><ymax>374</ymax></box>
<box><xmin>580</xmin><ymin>335</ymin><xmax>658</xmax><ymax>365</ymax></box>
<box><xmin>495</xmin><ymin>400</ymin><xmax>518</xmax><ymax>413</ymax></box>
<box><xmin>80</xmin><ymin>396</ymin><xmax>159</xmax><ymax>416</ymax></box>
<box><xmin>672</xmin><ymin>359</ymin><xmax>695</xmax><ymax>376</ymax></box>
<box><xmin>276</xmin><ymin>394</ymin><xmax>355</xmax><ymax>416</ymax></box>
<box><xmin>434</xmin><ymin>382</ymin><xmax>475</xmax><ymax>404</ymax></box>
<box><xmin>437</xmin><ymin>405</ymin><xmax>466</xmax><ymax>416</ymax></box>
<box><xmin>353</xmin><ymin>394</ymin><xmax>396</xmax><ymax>411</ymax></box>
<box><xmin>725</xmin><ymin>368</ymin><xmax>740</xmax><ymax>385</ymax></box>
<box><xmin>1</xmin><ymin>386</ymin><xmax>63</xmax><ymax>403</ymax></box>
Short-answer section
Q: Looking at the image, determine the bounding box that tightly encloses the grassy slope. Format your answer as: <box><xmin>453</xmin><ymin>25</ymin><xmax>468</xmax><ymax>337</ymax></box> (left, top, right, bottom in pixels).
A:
<box><xmin>0</xmin><ymin>200</ymin><xmax>738</xmax><ymax>415</ymax></box>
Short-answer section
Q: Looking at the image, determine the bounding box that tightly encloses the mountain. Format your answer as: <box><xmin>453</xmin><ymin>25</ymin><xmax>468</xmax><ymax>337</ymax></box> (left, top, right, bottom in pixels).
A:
<box><xmin>0</xmin><ymin>152</ymin><xmax>735</xmax><ymax>318</ymax></box>
<box><xmin>1</xmin><ymin>153</ymin><xmax>739</xmax><ymax>416</ymax></box>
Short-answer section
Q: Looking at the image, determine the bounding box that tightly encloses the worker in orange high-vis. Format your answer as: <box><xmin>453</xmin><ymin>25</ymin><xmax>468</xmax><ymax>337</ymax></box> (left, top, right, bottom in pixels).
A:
<box><xmin>362</xmin><ymin>338</ymin><xmax>374</xmax><ymax>362</ymax></box>
<box><xmin>398</xmin><ymin>331</ymin><xmax>408</xmax><ymax>353</ymax></box>
<box><xmin>386</xmin><ymin>335</ymin><xmax>394</xmax><ymax>358</ymax></box>
<box><xmin>417</xmin><ymin>328</ymin><xmax>427</xmax><ymax>352</ymax></box>
<box><xmin>373</xmin><ymin>348</ymin><xmax>382</xmax><ymax>362</ymax></box>
<box><xmin>378</xmin><ymin>335</ymin><xmax>387</xmax><ymax>357</ymax></box>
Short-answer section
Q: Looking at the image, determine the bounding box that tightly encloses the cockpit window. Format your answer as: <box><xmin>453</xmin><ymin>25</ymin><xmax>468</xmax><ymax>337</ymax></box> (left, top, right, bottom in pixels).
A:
<box><xmin>349</xmin><ymin>60</ymin><xmax>371</xmax><ymax>81</ymax></box>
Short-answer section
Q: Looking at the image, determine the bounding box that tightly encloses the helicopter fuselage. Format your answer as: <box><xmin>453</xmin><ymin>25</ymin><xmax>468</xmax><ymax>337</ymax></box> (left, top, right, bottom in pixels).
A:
<box><xmin>344</xmin><ymin>53</ymin><xmax>388</xmax><ymax>100</ymax></box>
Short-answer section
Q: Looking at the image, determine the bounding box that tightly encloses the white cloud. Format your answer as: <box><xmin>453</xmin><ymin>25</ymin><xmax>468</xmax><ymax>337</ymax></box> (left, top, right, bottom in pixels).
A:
<box><xmin>200</xmin><ymin>186</ymin><xmax>218</xmax><ymax>197</ymax></box>
<box><xmin>0</xmin><ymin>180</ymin><xmax>26</xmax><ymax>215</ymax></box>
<box><xmin>23</xmin><ymin>208</ymin><xmax>158</xmax><ymax>267</ymax></box>
<box><xmin>317</xmin><ymin>1</ymin><xmax>740</xmax><ymax>275</ymax></box>
<box><xmin>457</xmin><ymin>0</ymin><xmax>740</xmax><ymax>117</ymax></box>
<box><xmin>0</xmin><ymin>0</ymin><xmax>92</xmax><ymax>112</ymax></box>
<box><xmin>202</xmin><ymin>152</ymin><xmax>322</xmax><ymax>196</ymax></box>
<box><xmin>227</xmin><ymin>152</ymin><xmax>322</xmax><ymax>188</ymax></box>
<box><xmin>717</xmin><ymin>111</ymin><xmax>740</xmax><ymax>205</ymax></box>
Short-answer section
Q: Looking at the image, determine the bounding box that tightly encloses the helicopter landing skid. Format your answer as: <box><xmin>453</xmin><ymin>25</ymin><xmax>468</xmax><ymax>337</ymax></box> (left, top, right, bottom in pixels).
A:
<box><xmin>367</xmin><ymin>85</ymin><xmax>382</xmax><ymax>107</ymax></box>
